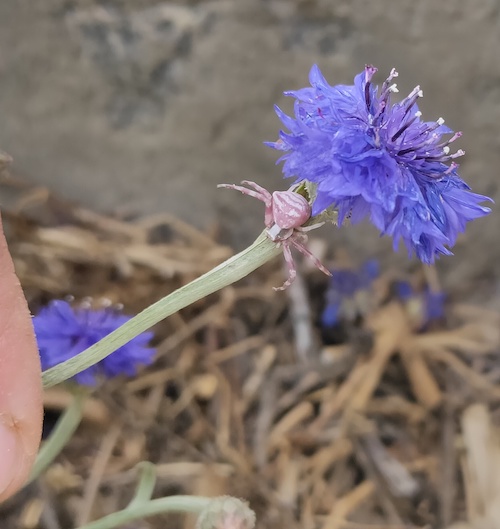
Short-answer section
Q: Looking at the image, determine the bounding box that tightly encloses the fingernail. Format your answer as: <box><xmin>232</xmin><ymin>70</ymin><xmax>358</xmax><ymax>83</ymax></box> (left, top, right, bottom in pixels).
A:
<box><xmin>0</xmin><ymin>418</ymin><xmax>21</xmax><ymax>495</ymax></box>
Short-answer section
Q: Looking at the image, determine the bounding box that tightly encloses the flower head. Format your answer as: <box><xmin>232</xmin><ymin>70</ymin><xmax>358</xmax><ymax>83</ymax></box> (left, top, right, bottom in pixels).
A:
<box><xmin>322</xmin><ymin>260</ymin><xmax>379</xmax><ymax>327</ymax></box>
<box><xmin>395</xmin><ymin>281</ymin><xmax>445</xmax><ymax>329</ymax></box>
<box><xmin>268</xmin><ymin>65</ymin><xmax>492</xmax><ymax>263</ymax></box>
<box><xmin>34</xmin><ymin>300</ymin><xmax>155</xmax><ymax>386</ymax></box>
<box><xmin>196</xmin><ymin>496</ymin><xmax>256</xmax><ymax>529</ymax></box>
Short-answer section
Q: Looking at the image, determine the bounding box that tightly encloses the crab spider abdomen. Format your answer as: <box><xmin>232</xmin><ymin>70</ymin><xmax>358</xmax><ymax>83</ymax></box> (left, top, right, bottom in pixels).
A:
<box><xmin>272</xmin><ymin>191</ymin><xmax>311</xmax><ymax>230</ymax></box>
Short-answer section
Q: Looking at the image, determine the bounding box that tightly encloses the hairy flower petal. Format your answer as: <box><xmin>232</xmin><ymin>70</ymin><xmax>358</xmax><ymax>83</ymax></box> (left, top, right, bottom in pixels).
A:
<box><xmin>33</xmin><ymin>300</ymin><xmax>155</xmax><ymax>386</ymax></box>
<box><xmin>268</xmin><ymin>65</ymin><xmax>492</xmax><ymax>263</ymax></box>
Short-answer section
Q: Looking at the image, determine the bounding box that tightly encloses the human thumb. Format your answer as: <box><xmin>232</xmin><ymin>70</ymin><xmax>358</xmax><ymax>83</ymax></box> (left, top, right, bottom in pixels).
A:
<box><xmin>0</xmin><ymin>214</ymin><xmax>43</xmax><ymax>502</ymax></box>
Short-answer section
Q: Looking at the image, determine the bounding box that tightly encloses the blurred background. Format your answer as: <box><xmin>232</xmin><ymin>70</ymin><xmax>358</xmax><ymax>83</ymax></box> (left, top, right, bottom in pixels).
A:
<box><xmin>0</xmin><ymin>0</ymin><xmax>498</xmax><ymax>294</ymax></box>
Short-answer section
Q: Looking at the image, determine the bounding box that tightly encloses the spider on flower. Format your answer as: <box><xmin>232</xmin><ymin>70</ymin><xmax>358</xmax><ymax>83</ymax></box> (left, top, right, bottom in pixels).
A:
<box><xmin>218</xmin><ymin>180</ymin><xmax>331</xmax><ymax>290</ymax></box>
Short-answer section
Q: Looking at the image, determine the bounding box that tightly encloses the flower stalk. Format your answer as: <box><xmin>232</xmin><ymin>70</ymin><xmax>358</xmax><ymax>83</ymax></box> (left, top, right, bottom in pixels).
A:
<box><xmin>42</xmin><ymin>231</ymin><xmax>281</xmax><ymax>388</ymax></box>
<box><xmin>28</xmin><ymin>389</ymin><xmax>86</xmax><ymax>481</ymax></box>
<box><xmin>75</xmin><ymin>463</ymin><xmax>255</xmax><ymax>529</ymax></box>
<box><xmin>77</xmin><ymin>496</ymin><xmax>211</xmax><ymax>529</ymax></box>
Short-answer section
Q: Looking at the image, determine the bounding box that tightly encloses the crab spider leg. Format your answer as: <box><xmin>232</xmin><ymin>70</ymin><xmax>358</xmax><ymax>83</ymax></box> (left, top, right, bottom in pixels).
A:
<box><xmin>217</xmin><ymin>183</ymin><xmax>271</xmax><ymax>204</ymax></box>
<box><xmin>296</xmin><ymin>222</ymin><xmax>325</xmax><ymax>233</ymax></box>
<box><xmin>273</xmin><ymin>243</ymin><xmax>297</xmax><ymax>291</ymax></box>
<box><xmin>289</xmin><ymin>237</ymin><xmax>332</xmax><ymax>278</ymax></box>
<box><xmin>240</xmin><ymin>180</ymin><xmax>273</xmax><ymax>199</ymax></box>
<box><xmin>240</xmin><ymin>181</ymin><xmax>276</xmax><ymax>226</ymax></box>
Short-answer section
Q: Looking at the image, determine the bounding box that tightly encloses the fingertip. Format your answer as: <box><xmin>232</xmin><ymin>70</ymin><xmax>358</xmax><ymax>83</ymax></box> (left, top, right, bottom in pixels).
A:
<box><xmin>0</xmin><ymin>418</ymin><xmax>29</xmax><ymax>501</ymax></box>
<box><xmin>0</xmin><ymin>213</ymin><xmax>43</xmax><ymax>503</ymax></box>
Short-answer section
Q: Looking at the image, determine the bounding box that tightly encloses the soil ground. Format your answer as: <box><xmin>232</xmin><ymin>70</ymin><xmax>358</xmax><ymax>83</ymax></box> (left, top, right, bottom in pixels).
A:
<box><xmin>1</xmin><ymin>177</ymin><xmax>500</xmax><ymax>529</ymax></box>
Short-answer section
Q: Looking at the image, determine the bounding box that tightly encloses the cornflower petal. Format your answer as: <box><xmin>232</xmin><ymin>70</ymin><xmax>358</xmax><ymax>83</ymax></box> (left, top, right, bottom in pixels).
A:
<box><xmin>33</xmin><ymin>300</ymin><xmax>155</xmax><ymax>386</ymax></box>
<box><xmin>395</xmin><ymin>281</ymin><xmax>446</xmax><ymax>328</ymax></box>
<box><xmin>268</xmin><ymin>65</ymin><xmax>492</xmax><ymax>263</ymax></box>
<box><xmin>322</xmin><ymin>260</ymin><xmax>379</xmax><ymax>327</ymax></box>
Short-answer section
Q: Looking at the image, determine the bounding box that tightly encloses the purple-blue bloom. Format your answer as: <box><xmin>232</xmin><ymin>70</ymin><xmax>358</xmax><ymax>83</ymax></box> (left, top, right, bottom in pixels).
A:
<box><xmin>395</xmin><ymin>280</ymin><xmax>445</xmax><ymax>328</ymax></box>
<box><xmin>33</xmin><ymin>300</ymin><xmax>156</xmax><ymax>386</ymax></box>
<box><xmin>322</xmin><ymin>260</ymin><xmax>379</xmax><ymax>327</ymax></box>
<box><xmin>268</xmin><ymin>65</ymin><xmax>492</xmax><ymax>264</ymax></box>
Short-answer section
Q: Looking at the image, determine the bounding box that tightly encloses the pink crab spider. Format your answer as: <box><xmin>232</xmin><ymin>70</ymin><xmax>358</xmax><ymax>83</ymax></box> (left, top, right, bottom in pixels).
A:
<box><xmin>218</xmin><ymin>180</ymin><xmax>332</xmax><ymax>291</ymax></box>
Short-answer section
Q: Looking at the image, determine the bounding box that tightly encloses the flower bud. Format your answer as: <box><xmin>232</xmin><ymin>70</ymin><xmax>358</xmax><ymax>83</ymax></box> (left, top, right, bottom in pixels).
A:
<box><xmin>195</xmin><ymin>496</ymin><xmax>256</xmax><ymax>529</ymax></box>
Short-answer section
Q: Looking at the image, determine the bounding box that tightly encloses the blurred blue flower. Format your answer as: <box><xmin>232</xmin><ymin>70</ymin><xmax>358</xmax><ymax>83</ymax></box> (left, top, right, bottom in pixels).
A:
<box><xmin>34</xmin><ymin>300</ymin><xmax>156</xmax><ymax>386</ymax></box>
<box><xmin>268</xmin><ymin>65</ymin><xmax>492</xmax><ymax>264</ymax></box>
<box><xmin>322</xmin><ymin>260</ymin><xmax>379</xmax><ymax>327</ymax></box>
<box><xmin>395</xmin><ymin>281</ymin><xmax>445</xmax><ymax>328</ymax></box>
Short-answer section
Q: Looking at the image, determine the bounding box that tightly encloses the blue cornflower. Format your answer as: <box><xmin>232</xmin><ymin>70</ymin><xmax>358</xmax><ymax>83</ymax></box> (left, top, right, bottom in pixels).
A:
<box><xmin>33</xmin><ymin>300</ymin><xmax>156</xmax><ymax>386</ymax></box>
<box><xmin>322</xmin><ymin>260</ymin><xmax>379</xmax><ymax>327</ymax></box>
<box><xmin>268</xmin><ymin>65</ymin><xmax>492</xmax><ymax>264</ymax></box>
<box><xmin>395</xmin><ymin>281</ymin><xmax>445</xmax><ymax>328</ymax></box>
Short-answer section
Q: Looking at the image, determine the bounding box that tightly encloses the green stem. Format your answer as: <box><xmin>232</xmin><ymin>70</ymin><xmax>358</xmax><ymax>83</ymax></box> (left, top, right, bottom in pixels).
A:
<box><xmin>42</xmin><ymin>231</ymin><xmax>281</xmax><ymax>388</ymax></box>
<box><xmin>128</xmin><ymin>462</ymin><xmax>157</xmax><ymax>509</ymax></box>
<box><xmin>28</xmin><ymin>390</ymin><xmax>86</xmax><ymax>482</ymax></box>
<box><xmin>77</xmin><ymin>496</ymin><xmax>211</xmax><ymax>529</ymax></box>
